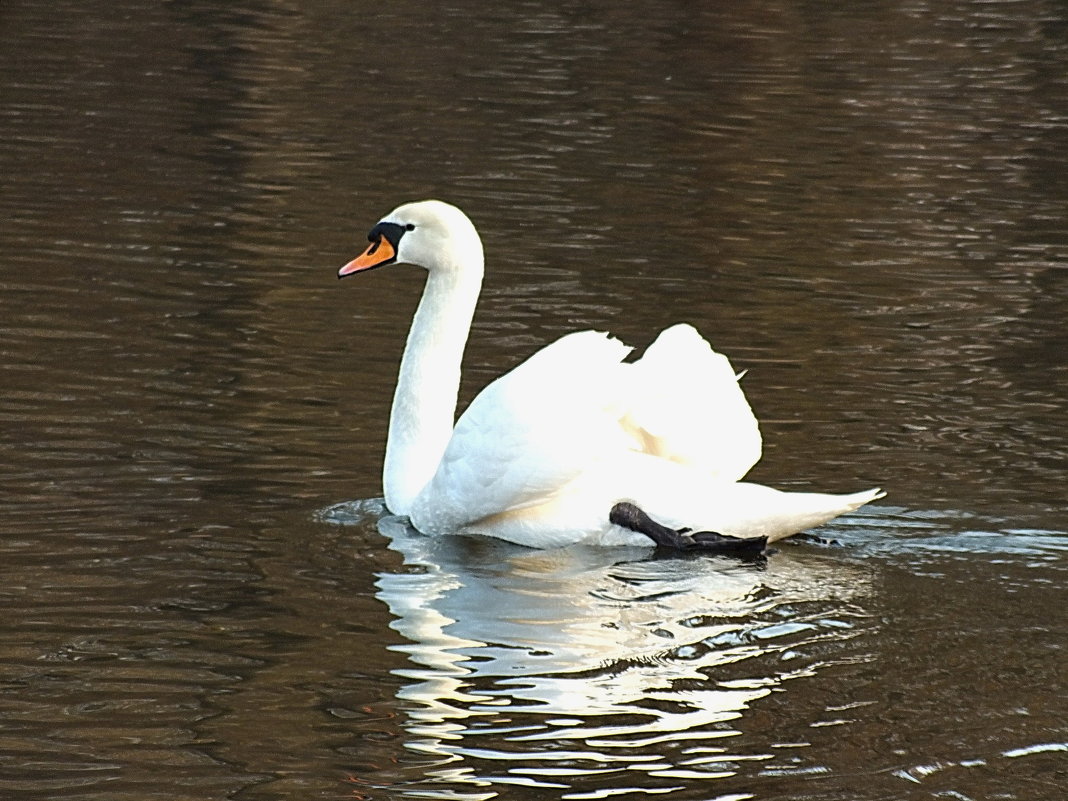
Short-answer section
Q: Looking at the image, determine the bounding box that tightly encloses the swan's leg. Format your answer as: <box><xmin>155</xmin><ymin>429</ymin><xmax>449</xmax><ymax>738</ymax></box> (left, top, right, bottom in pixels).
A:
<box><xmin>609</xmin><ymin>502</ymin><xmax>768</xmax><ymax>555</ymax></box>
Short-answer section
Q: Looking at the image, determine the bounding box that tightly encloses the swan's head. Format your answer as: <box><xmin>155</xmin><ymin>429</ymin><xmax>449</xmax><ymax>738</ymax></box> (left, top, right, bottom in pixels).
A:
<box><xmin>338</xmin><ymin>200</ymin><xmax>483</xmax><ymax>279</ymax></box>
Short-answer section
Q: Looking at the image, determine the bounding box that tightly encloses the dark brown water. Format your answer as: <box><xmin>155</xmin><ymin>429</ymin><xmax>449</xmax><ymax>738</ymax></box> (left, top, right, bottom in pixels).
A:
<box><xmin>1</xmin><ymin>1</ymin><xmax>1065</xmax><ymax>799</ymax></box>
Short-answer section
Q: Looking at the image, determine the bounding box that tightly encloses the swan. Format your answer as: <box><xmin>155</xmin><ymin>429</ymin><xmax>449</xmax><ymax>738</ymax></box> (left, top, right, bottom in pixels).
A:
<box><xmin>337</xmin><ymin>200</ymin><xmax>883</xmax><ymax>550</ymax></box>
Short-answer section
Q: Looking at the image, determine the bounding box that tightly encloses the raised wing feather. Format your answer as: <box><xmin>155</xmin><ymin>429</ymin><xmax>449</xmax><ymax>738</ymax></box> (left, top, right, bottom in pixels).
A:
<box><xmin>622</xmin><ymin>324</ymin><xmax>761</xmax><ymax>481</ymax></box>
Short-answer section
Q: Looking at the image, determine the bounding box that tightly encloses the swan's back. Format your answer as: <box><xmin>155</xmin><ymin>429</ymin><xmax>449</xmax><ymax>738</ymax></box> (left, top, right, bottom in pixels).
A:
<box><xmin>409</xmin><ymin>325</ymin><xmax>761</xmax><ymax>537</ymax></box>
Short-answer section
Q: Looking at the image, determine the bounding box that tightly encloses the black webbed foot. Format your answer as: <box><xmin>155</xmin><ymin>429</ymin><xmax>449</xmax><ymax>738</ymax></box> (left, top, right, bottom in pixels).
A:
<box><xmin>609</xmin><ymin>502</ymin><xmax>767</xmax><ymax>556</ymax></box>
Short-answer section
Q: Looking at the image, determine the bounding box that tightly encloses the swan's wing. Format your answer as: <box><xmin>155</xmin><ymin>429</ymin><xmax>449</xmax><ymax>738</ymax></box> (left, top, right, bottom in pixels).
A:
<box><xmin>621</xmin><ymin>323</ymin><xmax>761</xmax><ymax>481</ymax></box>
<box><xmin>410</xmin><ymin>325</ymin><xmax>764</xmax><ymax>536</ymax></box>
<box><xmin>411</xmin><ymin>330</ymin><xmax>634</xmax><ymax>533</ymax></box>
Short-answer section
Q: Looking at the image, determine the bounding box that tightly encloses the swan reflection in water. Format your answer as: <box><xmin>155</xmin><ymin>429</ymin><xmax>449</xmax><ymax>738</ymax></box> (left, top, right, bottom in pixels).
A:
<box><xmin>344</xmin><ymin>504</ymin><xmax>875</xmax><ymax>799</ymax></box>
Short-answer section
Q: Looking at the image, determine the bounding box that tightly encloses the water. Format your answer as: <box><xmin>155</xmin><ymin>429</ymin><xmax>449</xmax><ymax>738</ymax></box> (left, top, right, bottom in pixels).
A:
<box><xmin>1</xmin><ymin>0</ymin><xmax>1065</xmax><ymax>799</ymax></box>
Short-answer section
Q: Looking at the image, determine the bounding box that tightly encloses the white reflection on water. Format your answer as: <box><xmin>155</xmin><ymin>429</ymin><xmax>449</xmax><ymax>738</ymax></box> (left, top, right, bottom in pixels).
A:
<box><xmin>342</xmin><ymin>506</ymin><xmax>877</xmax><ymax>799</ymax></box>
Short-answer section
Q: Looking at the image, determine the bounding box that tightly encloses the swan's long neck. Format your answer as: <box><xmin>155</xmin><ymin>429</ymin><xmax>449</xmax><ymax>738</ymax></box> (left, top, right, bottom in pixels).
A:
<box><xmin>384</xmin><ymin>249</ymin><xmax>483</xmax><ymax>516</ymax></box>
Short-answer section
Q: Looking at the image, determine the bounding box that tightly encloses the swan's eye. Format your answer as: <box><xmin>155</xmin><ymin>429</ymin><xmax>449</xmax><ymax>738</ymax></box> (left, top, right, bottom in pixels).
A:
<box><xmin>405</xmin><ymin>223</ymin><xmax>415</xmax><ymax>231</ymax></box>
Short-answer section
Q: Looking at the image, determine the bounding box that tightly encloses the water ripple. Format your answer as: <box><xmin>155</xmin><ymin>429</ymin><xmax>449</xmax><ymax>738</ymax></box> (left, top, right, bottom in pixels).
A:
<box><xmin>349</xmin><ymin>514</ymin><xmax>877</xmax><ymax>798</ymax></box>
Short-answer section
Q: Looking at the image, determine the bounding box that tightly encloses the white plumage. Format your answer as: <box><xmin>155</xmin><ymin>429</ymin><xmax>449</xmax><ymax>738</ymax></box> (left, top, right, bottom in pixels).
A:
<box><xmin>339</xmin><ymin>200</ymin><xmax>883</xmax><ymax>548</ymax></box>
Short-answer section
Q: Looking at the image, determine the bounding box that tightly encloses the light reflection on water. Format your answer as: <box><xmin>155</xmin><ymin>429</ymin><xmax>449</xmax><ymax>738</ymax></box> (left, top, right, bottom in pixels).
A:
<box><xmin>320</xmin><ymin>499</ymin><xmax>1066</xmax><ymax>801</ymax></box>
<box><xmin>325</xmin><ymin>501</ymin><xmax>879</xmax><ymax>799</ymax></box>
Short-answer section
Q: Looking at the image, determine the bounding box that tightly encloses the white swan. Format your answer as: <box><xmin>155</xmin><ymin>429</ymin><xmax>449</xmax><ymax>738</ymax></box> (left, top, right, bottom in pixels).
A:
<box><xmin>338</xmin><ymin>200</ymin><xmax>883</xmax><ymax>550</ymax></box>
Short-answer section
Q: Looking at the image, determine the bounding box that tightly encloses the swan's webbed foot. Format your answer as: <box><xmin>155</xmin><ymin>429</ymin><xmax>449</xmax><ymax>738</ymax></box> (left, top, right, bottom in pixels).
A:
<box><xmin>609</xmin><ymin>502</ymin><xmax>767</xmax><ymax>556</ymax></box>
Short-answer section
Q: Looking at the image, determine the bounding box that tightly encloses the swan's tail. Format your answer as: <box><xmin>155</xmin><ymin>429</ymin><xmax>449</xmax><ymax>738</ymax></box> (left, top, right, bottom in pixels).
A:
<box><xmin>626</xmin><ymin>474</ymin><xmax>887</xmax><ymax>545</ymax></box>
<box><xmin>840</xmin><ymin>487</ymin><xmax>886</xmax><ymax>507</ymax></box>
<box><xmin>759</xmin><ymin>486</ymin><xmax>886</xmax><ymax>543</ymax></box>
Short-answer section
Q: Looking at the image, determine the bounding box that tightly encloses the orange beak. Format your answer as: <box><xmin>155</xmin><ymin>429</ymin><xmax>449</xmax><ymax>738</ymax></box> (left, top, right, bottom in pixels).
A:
<box><xmin>338</xmin><ymin>235</ymin><xmax>397</xmax><ymax>278</ymax></box>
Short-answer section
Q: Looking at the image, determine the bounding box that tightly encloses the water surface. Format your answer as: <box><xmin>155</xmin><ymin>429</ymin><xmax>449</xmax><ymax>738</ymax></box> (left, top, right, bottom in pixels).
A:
<box><xmin>1</xmin><ymin>1</ymin><xmax>1065</xmax><ymax>799</ymax></box>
